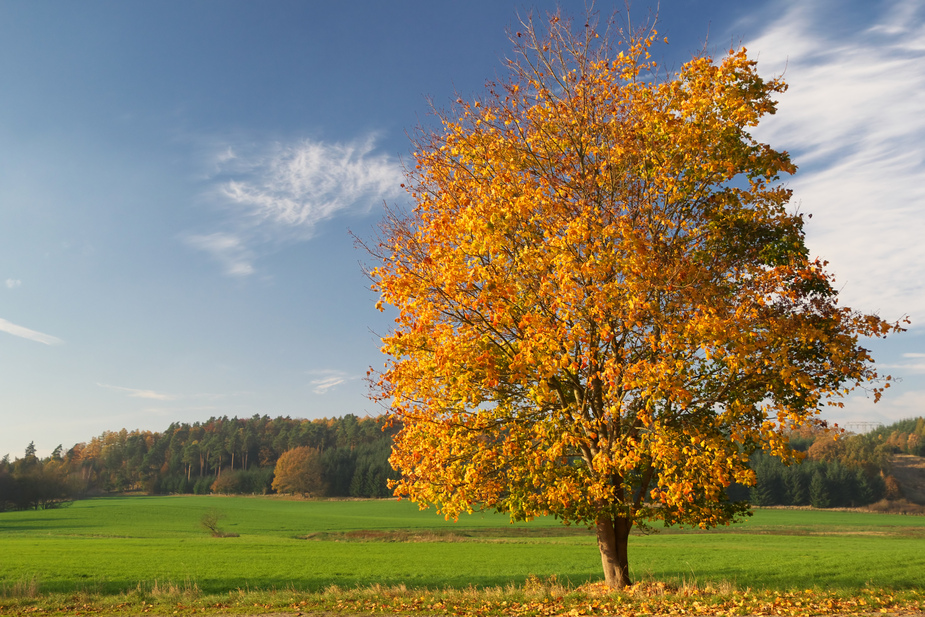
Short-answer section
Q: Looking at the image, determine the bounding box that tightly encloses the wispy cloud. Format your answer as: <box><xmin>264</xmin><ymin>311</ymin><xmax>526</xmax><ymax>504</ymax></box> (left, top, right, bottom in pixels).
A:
<box><xmin>220</xmin><ymin>136</ymin><xmax>401</xmax><ymax>229</ymax></box>
<box><xmin>837</xmin><ymin>388</ymin><xmax>925</xmax><ymax>426</ymax></box>
<box><xmin>97</xmin><ymin>383</ymin><xmax>177</xmax><ymax>401</ymax></box>
<box><xmin>5</xmin><ymin>279</ymin><xmax>21</xmax><ymax>289</ymax></box>
<box><xmin>184</xmin><ymin>232</ymin><xmax>255</xmax><ymax>277</ymax></box>
<box><xmin>747</xmin><ymin>0</ymin><xmax>925</xmax><ymax>325</ymax></box>
<box><xmin>188</xmin><ymin>134</ymin><xmax>404</xmax><ymax>276</ymax></box>
<box><xmin>308</xmin><ymin>369</ymin><xmax>354</xmax><ymax>394</ymax></box>
<box><xmin>0</xmin><ymin>317</ymin><xmax>63</xmax><ymax>345</ymax></box>
<box><xmin>880</xmin><ymin>352</ymin><xmax>925</xmax><ymax>374</ymax></box>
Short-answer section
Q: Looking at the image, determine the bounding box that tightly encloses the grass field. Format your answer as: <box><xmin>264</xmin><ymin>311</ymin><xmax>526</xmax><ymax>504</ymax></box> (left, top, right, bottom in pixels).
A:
<box><xmin>2</xmin><ymin>495</ymin><xmax>925</xmax><ymax>600</ymax></box>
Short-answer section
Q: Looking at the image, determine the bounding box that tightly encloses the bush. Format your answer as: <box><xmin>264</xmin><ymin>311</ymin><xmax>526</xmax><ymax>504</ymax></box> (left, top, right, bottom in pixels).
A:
<box><xmin>193</xmin><ymin>476</ymin><xmax>215</xmax><ymax>495</ymax></box>
<box><xmin>210</xmin><ymin>473</ymin><xmax>241</xmax><ymax>495</ymax></box>
<box><xmin>210</xmin><ymin>468</ymin><xmax>273</xmax><ymax>495</ymax></box>
<box><xmin>200</xmin><ymin>508</ymin><xmax>239</xmax><ymax>538</ymax></box>
<box><xmin>884</xmin><ymin>475</ymin><xmax>904</xmax><ymax>500</ymax></box>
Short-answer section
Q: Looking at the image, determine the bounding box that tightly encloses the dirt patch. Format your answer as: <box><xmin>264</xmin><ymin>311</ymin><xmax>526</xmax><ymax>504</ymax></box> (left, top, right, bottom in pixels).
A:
<box><xmin>890</xmin><ymin>455</ymin><xmax>925</xmax><ymax>505</ymax></box>
<box><xmin>298</xmin><ymin>526</ymin><xmax>593</xmax><ymax>542</ymax></box>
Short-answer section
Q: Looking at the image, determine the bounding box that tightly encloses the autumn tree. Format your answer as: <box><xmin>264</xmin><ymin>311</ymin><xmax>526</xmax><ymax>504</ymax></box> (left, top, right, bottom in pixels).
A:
<box><xmin>271</xmin><ymin>446</ymin><xmax>325</xmax><ymax>497</ymax></box>
<box><xmin>369</xmin><ymin>11</ymin><xmax>905</xmax><ymax>588</ymax></box>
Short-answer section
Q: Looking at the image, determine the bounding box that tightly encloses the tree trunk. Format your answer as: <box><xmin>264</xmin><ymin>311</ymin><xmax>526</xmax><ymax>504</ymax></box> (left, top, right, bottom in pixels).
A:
<box><xmin>596</xmin><ymin>516</ymin><xmax>632</xmax><ymax>588</ymax></box>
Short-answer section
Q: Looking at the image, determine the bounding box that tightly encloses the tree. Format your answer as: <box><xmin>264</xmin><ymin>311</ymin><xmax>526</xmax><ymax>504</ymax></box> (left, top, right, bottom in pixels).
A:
<box><xmin>22</xmin><ymin>442</ymin><xmax>37</xmax><ymax>469</ymax></box>
<box><xmin>750</xmin><ymin>457</ymin><xmax>783</xmax><ymax>506</ymax></box>
<box><xmin>271</xmin><ymin>446</ymin><xmax>325</xmax><ymax>497</ymax></box>
<box><xmin>809</xmin><ymin>471</ymin><xmax>831</xmax><ymax>509</ymax></box>
<box><xmin>783</xmin><ymin>465</ymin><xmax>808</xmax><ymax>506</ymax></box>
<box><xmin>855</xmin><ymin>469</ymin><xmax>875</xmax><ymax>505</ymax></box>
<box><xmin>369</xmin><ymin>10</ymin><xmax>904</xmax><ymax>588</ymax></box>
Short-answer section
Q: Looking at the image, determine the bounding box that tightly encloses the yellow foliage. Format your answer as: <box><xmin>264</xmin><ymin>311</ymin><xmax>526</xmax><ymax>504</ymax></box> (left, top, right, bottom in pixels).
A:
<box><xmin>271</xmin><ymin>446</ymin><xmax>325</xmax><ymax>497</ymax></box>
<box><xmin>366</xmin><ymin>10</ymin><xmax>905</xmax><ymax>587</ymax></box>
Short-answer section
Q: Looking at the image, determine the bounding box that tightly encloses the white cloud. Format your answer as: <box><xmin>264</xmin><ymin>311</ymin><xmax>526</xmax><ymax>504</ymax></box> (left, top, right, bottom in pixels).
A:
<box><xmin>829</xmin><ymin>388</ymin><xmax>925</xmax><ymax>427</ymax></box>
<box><xmin>308</xmin><ymin>369</ymin><xmax>353</xmax><ymax>394</ymax></box>
<box><xmin>0</xmin><ymin>317</ymin><xmax>63</xmax><ymax>345</ymax></box>
<box><xmin>880</xmin><ymin>360</ymin><xmax>925</xmax><ymax>374</ymax></box>
<box><xmin>746</xmin><ymin>0</ymin><xmax>925</xmax><ymax>326</ymax></box>
<box><xmin>214</xmin><ymin>146</ymin><xmax>236</xmax><ymax>167</ymax></box>
<box><xmin>310</xmin><ymin>376</ymin><xmax>346</xmax><ymax>394</ymax></box>
<box><xmin>97</xmin><ymin>383</ymin><xmax>177</xmax><ymax>401</ymax></box>
<box><xmin>190</xmin><ymin>134</ymin><xmax>404</xmax><ymax>276</ymax></box>
<box><xmin>220</xmin><ymin>136</ymin><xmax>401</xmax><ymax>229</ymax></box>
<box><xmin>5</xmin><ymin>279</ymin><xmax>21</xmax><ymax>289</ymax></box>
<box><xmin>184</xmin><ymin>232</ymin><xmax>255</xmax><ymax>277</ymax></box>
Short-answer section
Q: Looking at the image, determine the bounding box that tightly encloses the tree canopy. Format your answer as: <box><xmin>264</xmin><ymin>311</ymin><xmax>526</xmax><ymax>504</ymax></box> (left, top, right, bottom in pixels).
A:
<box><xmin>0</xmin><ymin>414</ymin><xmax>398</xmax><ymax>504</ymax></box>
<box><xmin>272</xmin><ymin>446</ymin><xmax>325</xmax><ymax>497</ymax></box>
<box><xmin>370</xmin><ymin>12</ymin><xmax>905</xmax><ymax>588</ymax></box>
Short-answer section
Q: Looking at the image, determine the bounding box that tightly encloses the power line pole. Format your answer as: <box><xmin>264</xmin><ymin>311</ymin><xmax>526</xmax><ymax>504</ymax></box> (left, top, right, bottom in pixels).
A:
<box><xmin>842</xmin><ymin>421</ymin><xmax>883</xmax><ymax>434</ymax></box>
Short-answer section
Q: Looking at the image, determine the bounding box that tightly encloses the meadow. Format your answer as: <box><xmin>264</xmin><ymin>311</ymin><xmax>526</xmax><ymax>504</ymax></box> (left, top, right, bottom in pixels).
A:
<box><xmin>2</xmin><ymin>495</ymin><xmax>925</xmax><ymax>601</ymax></box>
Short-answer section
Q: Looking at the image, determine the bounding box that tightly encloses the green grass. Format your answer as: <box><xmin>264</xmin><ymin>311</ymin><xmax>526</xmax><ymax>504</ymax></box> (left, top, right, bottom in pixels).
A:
<box><xmin>0</xmin><ymin>495</ymin><xmax>564</xmax><ymax>539</ymax></box>
<box><xmin>1</xmin><ymin>496</ymin><xmax>924</xmax><ymax>598</ymax></box>
<box><xmin>0</xmin><ymin>496</ymin><xmax>591</xmax><ymax>595</ymax></box>
<box><xmin>631</xmin><ymin>507</ymin><xmax>925</xmax><ymax>589</ymax></box>
<box><xmin>632</xmin><ymin>532</ymin><xmax>925</xmax><ymax>589</ymax></box>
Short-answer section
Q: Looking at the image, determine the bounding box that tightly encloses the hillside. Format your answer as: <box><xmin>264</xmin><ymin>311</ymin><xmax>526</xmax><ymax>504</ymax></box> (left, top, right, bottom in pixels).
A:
<box><xmin>891</xmin><ymin>454</ymin><xmax>925</xmax><ymax>504</ymax></box>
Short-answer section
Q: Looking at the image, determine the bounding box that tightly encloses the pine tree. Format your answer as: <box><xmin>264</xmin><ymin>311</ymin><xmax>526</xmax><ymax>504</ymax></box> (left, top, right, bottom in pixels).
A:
<box><xmin>855</xmin><ymin>469</ymin><xmax>875</xmax><ymax>505</ymax></box>
<box><xmin>809</xmin><ymin>471</ymin><xmax>831</xmax><ymax>509</ymax></box>
<box><xmin>783</xmin><ymin>466</ymin><xmax>808</xmax><ymax>506</ymax></box>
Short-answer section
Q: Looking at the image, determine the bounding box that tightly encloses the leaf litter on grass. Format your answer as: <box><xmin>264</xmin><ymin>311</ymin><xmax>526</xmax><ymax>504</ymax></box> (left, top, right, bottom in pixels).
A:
<box><xmin>2</xmin><ymin>581</ymin><xmax>924</xmax><ymax>616</ymax></box>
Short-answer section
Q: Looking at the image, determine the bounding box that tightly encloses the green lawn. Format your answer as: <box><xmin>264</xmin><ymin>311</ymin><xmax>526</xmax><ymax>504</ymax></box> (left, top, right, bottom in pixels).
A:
<box><xmin>1</xmin><ymin>496</ymin><xmax>923</xmax><ymax>596</ymax></box>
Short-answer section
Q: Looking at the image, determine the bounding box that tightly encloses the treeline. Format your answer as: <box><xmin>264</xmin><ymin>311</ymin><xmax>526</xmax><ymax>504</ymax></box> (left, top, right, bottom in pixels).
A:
<box><xmin>867</xmin><ymin>417</ymin><xmax>925</xmax><ymax>456</ymax></box>
<box><xmin>0</xmin><ymin>443</ymin><xmax>76</xmax><ymax>511</ymax></box>
<box><xmin>730</xmin><ymin>421</ymin><xmax>914</xmax><ymax>508</ymax></box>
<box><xmin>3</xmin><ymin>415</ymin><xmax>922</xmax><ymax>512</ymax></box>
<box><xmin>737</xmin><ymin>452</ymin><xmax>891</xmax><ymax>508</ymax></box>
<box><xmin>0</xmin><ymin>415</ymin><xmax>399</xmax><ymax>511</ymax></box>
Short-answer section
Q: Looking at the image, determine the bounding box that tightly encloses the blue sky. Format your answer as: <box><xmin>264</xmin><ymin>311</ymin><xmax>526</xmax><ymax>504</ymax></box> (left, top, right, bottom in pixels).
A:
<box><xmin>1</xmin><ymin>0</ymin><xmax>922</xmax><ymax>458</ymax></box>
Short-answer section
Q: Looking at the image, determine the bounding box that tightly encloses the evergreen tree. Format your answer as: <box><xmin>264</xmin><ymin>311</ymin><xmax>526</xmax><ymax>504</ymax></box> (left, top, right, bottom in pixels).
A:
<box><xmin>809</xmin><ymin>471</ymin><xmax>831</xmax><ymax>508</ymax></box>
<box><xmin>783</xmin><ymin>465</ymin><xmax>808</xmax><ymax>506</ymax></box>
<box><xmin>750</xmin><ymin>456</ymin><xmax>784</xmax><ymax>505</ymax></box>
<box><xmin>855</xmin><ymin>469</ymin><xmax>875</xmax><ymax>505</ymax></box>
<box><xmin>826</xmin><ymin>461</ymin><xmax>852</xmax><ymax>507</ymax></box>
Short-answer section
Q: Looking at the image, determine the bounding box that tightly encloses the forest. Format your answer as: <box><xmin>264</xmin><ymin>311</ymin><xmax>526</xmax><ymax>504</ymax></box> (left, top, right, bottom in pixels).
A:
<box><xmin>0</xmin><ymin>414</ymin><xmax>398</xmax><ymax>511</ymax></box>
<box><xmin>1</xmin><ymin>415</ymin><xmax>923</xmax><ymax>512</ymax></box>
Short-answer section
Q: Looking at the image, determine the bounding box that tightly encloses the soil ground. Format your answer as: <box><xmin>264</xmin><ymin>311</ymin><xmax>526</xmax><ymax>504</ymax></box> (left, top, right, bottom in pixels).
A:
<box><xmin>891</xmin><ymin>454</ymin><xmax>925</xmax><ymax>504</ymax></box>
